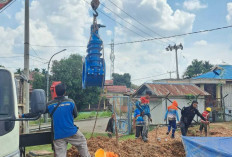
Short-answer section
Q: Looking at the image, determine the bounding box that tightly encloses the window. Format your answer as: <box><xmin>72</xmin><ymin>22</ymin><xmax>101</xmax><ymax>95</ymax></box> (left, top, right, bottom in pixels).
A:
<box><xmin>0</xmin><ymin>69</ymin><xmax>15</xmax><ymax>136</ymax></box>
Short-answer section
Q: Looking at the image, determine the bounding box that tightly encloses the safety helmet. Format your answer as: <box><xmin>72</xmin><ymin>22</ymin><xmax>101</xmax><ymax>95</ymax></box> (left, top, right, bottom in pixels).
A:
<box><xmin>206</xmin><ymin>107</ymin><xmax>211</xmax><ymax>112</ymax></box>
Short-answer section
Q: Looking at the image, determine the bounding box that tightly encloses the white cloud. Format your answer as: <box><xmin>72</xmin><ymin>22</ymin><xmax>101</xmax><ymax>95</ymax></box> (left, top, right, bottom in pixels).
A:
<box><xmin>1</xmin><ymin>0</ymin><xmax>92</xmax><ymax>70</ymax></box>
<box><xmin>106</xmin><ymin>30</ymin><xmax>112</xmax><ymax>36</ymax></box>
<box><xmin>183</xmin><ymin>0</ymin><xmax>207</xmax><ymax>11</ymax></box>
<box><xmin>226</xmin><ymin>2</ymin><xmax>232</xmax><ymax>24</ymax></box>
<box><xmin>194</xmin><ymin>40</ymin><xmax>208</xmax><ymax>46</ymax></box>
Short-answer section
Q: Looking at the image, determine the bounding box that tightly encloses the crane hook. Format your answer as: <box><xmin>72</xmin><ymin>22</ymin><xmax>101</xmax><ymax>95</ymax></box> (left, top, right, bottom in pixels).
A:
<box><xmin>91</xmin><ymin>0</ymin><xmax>100</xmax><ymax>17</ymax></box>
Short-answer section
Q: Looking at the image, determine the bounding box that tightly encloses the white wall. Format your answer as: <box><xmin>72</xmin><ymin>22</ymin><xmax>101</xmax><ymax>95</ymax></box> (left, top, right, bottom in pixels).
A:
<box><xmin>150</xmin><ymin>97</ymin><xmax>205</xmax><ymax>125</ymax></box>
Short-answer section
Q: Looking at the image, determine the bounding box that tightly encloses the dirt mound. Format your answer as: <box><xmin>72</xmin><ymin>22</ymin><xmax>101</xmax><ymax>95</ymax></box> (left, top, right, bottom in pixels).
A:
<box><xmin>67</xmin><ymin>122</ymin><xmax>232</xmax><ymax>157</ymax></box>
<box><xmin>67</xmin><ymin>127</ymin><xmax>185</xmax><ymax>157</ymax></box>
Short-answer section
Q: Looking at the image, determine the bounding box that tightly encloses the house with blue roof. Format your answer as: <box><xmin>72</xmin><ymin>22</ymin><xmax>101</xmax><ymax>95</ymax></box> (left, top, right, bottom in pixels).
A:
<box><xmin>153</xmin><ymin>64</ymin><xmax>232</xmax><ymax>122</ymax></box>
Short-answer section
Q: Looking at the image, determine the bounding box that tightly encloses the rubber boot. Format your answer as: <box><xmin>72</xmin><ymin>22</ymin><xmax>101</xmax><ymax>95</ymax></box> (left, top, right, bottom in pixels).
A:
<box><xmin>142</xmin><ymin>136</ymin><xmax>148</xmax><ymax>142</ymax></box>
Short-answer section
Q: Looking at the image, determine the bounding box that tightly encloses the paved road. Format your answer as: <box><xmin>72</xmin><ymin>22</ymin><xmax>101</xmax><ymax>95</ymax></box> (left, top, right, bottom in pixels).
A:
<box><xmin>29</xmin><ymin>117</ymin><xmax>110</xmax><ymax>133</ymax></box>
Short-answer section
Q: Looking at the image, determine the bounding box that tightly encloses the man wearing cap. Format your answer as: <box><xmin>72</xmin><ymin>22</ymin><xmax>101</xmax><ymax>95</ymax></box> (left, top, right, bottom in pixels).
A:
<box><xmin>135</xmin><ymin>90</ymin><xmax>152</xmax><ymax>142</ymax></box>
<box><xmin>200</xmin><ymin>107</ymin><xmax>211</xmax><ymax>136</ymax></box>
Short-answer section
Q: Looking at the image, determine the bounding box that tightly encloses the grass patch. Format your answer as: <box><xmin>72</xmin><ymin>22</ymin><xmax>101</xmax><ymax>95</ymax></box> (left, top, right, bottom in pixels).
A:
<box><xmin>29</xmin><ymin>111</ymin><xmax>112</xmax><ymax>125</ymax></box>
<box><xmin>119</xmin><ymin>134</ymin><xmax>135</xmax><ymax>141</ymax></box>
<box><xmin>25</xmin><ymin>132</ymin><xmax>107</xmax><ymax>154</ymax></box>
<box><xmin>29</xmin><ymin>118</ymin><xmax>51</xmax><ymax>125</ymax></box>
<box><xmin>75</xmin><ymin>111</ymin><xmax>112</xmax><ymax>121</ymax></box>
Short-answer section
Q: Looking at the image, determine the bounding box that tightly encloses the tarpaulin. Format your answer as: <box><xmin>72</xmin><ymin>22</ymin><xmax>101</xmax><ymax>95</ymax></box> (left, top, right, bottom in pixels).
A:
<box><xmin>0</xmin><ymin>0</ymin><xmax>12</xmax><ymax>10</ymax></box>
<box><xmin>182</xmin><ymin>136</ymin><xmax>232</xmax><ymax>157</ymax></box>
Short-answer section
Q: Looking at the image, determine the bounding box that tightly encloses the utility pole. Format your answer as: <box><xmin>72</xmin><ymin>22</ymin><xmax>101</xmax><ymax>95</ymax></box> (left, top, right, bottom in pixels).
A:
<box><xmin>166</xmin><ymin>43</ymin><xmax>183</xmax><ymax>79</ymax></box>
<box><xmin>23</xmin><ymin>0</ymin><xmax>30</xmax><ymax>133</ymax></box>
<box><xmin>167</xmin><ymin>71</ymin><xmax>175</xmax><ymax>79</ymax></box>
<box><xmin>110</xmin><ymin>38</ymin><xmax>115</xmax><ymax>80</ymax></box>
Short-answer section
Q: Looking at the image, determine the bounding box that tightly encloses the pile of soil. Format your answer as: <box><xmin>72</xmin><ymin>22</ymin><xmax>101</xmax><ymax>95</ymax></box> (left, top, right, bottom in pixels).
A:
<box><xmin>67</xmin><ymin>122</ymin><xmax>232</xmax><ymax>157</ymax></box>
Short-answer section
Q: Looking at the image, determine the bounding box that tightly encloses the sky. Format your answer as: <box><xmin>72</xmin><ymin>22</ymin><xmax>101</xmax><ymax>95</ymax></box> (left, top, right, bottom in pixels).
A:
<box><xmin>0</xmin><ymin>0</ymin><xmax>232</xmax><ymax>85</ymax></box>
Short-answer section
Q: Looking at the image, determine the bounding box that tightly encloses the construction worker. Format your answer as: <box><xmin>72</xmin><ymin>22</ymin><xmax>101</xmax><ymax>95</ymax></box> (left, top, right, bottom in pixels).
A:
<box><xmin>164</xmin><ymin>100</ymin><xmax>180</xmax><ymax>138</ymax></box>
<box><xmin>135</xmin><ymin>90</ymin><xmax>152</xmax><ymax>142</ymax></box>
<box><xmin>20</xmin><ymin>83</ymin><xmax>90</xmax><ymax>157</ymax></box>
<box><xmin>199</xmin><ymin>107</ymin><xmax>211</xmax><ymax>136</ymax></box>
<box><xmin>105</xmin><ymin>113</ymin><xmax>115</xmax><ymax>138</ymax></box>
<box><xmin>180</xmin><ymin>100</ymin><xmax>208</xmax><ymax>136</ymax></box>
<box><xmin>133</xmin><ymin>108</ymin><xmax>144</xmax><ymax>139</ymax></box>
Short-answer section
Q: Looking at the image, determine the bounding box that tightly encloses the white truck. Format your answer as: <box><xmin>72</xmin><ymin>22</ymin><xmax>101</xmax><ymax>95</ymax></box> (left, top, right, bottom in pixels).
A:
<box><xmin>0</xmin><ymin>68</ymin><xmax>48</xmax><ymax>157</ymax></box>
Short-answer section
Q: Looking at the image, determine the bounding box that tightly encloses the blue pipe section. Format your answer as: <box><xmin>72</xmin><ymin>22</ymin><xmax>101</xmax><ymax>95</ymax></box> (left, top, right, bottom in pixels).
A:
<box><xmin>82</xmin><ymin>24</ymin><xmax>105</xmax><ymax>89</ymax></box>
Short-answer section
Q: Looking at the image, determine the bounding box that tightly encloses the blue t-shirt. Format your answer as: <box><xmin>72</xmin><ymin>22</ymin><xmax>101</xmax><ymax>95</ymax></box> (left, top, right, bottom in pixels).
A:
<box><xmin>134</xmin><ymin>108</ymin><xmax>144</xmax><ymax>125</ymax></box>
<box><xmin>48</xmin><ymin>98</ymin><xmax>78</xmax><ymax>140</ymax></box>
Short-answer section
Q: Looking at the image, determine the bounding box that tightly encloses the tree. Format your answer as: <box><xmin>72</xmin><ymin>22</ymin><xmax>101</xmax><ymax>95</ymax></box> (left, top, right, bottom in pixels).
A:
<box><xmin>15</xmin><ymin>68</ymin><xmax>22</xmax><ymax>74</ymax></box>
<box><xmin>183</xmin><ymin>59</ymin><xmax>213</xmax><ymax>78</ymax></box>
<box><xmin>51</xmin><ymin>54</ymin><xmax>101</xmax><ymax>110</ymax></box>
<box><xmin>31</xmin><ymin>68</ymin><xmax>46</xmax><ymax>92</ymax></box>
<box><xmin>131</xmin><ymin>84</ymin><xmax>139</xmax><ymax>90</ymax></box>
<box><xmin>112</xmin><ymin>73</ymin><xmax>131</xmax><ymax>88</ymax></box>
<box><xmin>0</xmin><ymin>65</ymin><xmax>4</xmax><ymax>68</ymax></box>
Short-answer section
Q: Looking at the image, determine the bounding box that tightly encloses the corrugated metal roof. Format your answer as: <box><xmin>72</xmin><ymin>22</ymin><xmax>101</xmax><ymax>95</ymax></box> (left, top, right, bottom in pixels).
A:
<box><xmin>146</xmin><ymin>83</ymin><xmax>209</xmax><ymax>96</ymax></box>
<box><xmin>105</xmin><ymin>85</ymin><xmax>128</xmax><ymax>93</ymax></box>
<box><xmin>105</xmin><ymin>80</ymin><xmax>113</xmax><ymax>86</ymax></box>
<box><xmin>193</xmin><ymin>65</ymin><xmax>232</xmax><ymax>80</ymax></box>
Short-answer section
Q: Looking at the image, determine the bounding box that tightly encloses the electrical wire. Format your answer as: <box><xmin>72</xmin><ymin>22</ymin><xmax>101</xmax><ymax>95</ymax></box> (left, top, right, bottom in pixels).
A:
<box><xmin>114</xmin><ymin>25</ymin><xmax>232</xmax><ymax>45</ymax></box>
<box><xmin>30</xmin><ymin>44</ymin><xmax>86</xmax><ymax>48</ymax></box>
<box><xmin>30</xmin><ymin>25</ymin><xmax>232</xmax><ymax>48</ymax></box>
<box><xmin>82</xmin><ymin>0</ymin><xmax>148</xmax><ymax>40</ymax></box>
<box><xmin>0</xmin><ymin>0</ymin><xmax>16</xmax><ymax>14</ymax></box>
<box><xmin>106</xmin><ymin>0</ymin><xmax>175</xmax><ymax>44</ymax></box>
<box><xmin>29</xmin><ymin>45</ymin><xmax>49</xmax><ymax>61</ymax></box>
<box><xmin>131</xmin><ymin>72</ymin><xmax>169</xmax><ymax>81</ymax></box>
<box><xmin>100</xmin><ymin>3</ymin><xmax>167</xmax><ymax>46</ymax></box>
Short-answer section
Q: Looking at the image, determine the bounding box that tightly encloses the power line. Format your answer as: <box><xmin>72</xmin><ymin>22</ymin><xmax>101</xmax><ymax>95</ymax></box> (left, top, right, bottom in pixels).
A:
<box><xmin>29</xmin><ymin>45</ymin><xmax>49</xmax><ymax>61</ymax></box>
<box><xmin>101</xmin><ymin>3</ymin><xmax>167</xmax><ymax>45</ymax></box>
<box><xmin>0</xmin><ymin>56</ymin><xmax>23</xmax><ymax>58</ymax></box>
<box><xmin>0</xmin><ymin>0</ymin><xmax>16</xmax><ymax>14</ymax></box>
<box><xmin>82</xmin><ymin>0</ymin><xmax>147</xmax><ymax>40</ymax></box>
<box><xmin>132</xmin><ymin>72</ymin><xmax>169</xmax><ymax>81</ymax></box>
<box><xmin>29</xmin><ymin>25</ymin><xmax>232</xmax><ymax>48</ymax></box>
<box><xmin>30</xmin><ymin>44</ymin><xmax>86</xmax><ymax>48</ymax></box>
<box><xmin>106</xmin><ymin>0</ymin><xmax>175</xmax><ymax>44</ymax></box>
<box><xmin>114</xmin><ymin>25</ymin><xmax>232</xmax><ymax>45</ymax></box>
<box><xmin>0</xmin><ymin>55</ymin><xmax>47</xmax><ymax>63</ymax></box>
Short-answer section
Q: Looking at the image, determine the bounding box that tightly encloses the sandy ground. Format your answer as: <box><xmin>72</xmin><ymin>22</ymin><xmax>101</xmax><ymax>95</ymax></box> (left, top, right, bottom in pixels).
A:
<box><xmin>67</xmin><ymin>122</ymin><xmax>232</xmax><ymax>157</ymax></box>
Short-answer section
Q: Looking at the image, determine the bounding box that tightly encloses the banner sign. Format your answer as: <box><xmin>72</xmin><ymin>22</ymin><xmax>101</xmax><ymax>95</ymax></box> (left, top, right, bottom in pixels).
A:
<box><xmin>0</xmin><ymin>0</ymin><xmax>12</xmax><ymax>10</ymax></box>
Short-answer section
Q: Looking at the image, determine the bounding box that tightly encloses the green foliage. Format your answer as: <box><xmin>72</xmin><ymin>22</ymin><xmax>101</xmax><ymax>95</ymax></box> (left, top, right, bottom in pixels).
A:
<box><xmin>32</xmin><ymin>70</ymin><xmax>46</xmax><ymax>92</ymax></box>
<box><xmin>183</xmin><ymin>59</ymin><xmax>213</xmax><ymax>78</ymax></box>
<box><xmin>15</xmin><ymin>68</ymin><xmax>22</xmax><ymax>74</ymax></box>
<box><xmin>185</xmin><ymin>94</ymin><xmax>196</xmax><ymax>105</ymax></box>
<box><xmin>0</xmin><ymin>65</ymin><xmax>4</xmax><ymax>68</ymax></box>
<box><xmin>51</xmin><ymin>54</ymin><xmax>101</xmax><ymax>110</ymax></box>
<box><xmin>131</xmin><ymin>83</ymin><xmax>139</xmax><ymax>90</ymax></box>
<box><xmin>75</xmin><ymin>111</ymin><xmax>112</xmax><ymax>120</ymax></box>
<box><xmin>112</xmin><ymin>73</ymin><xmax>131</xmax><ymax>88</ymax></box>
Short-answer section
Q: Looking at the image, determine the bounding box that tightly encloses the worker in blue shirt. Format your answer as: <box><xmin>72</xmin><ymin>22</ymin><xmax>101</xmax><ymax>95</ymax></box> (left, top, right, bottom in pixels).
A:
<box><xmin>20</xmin><ymin>83</ymin><xmax>90</xmax><ymax>157</ymax></box>
<box><xmin>133</xmin><ymin>108</ymin><xmax>144</xmax><ymax>139</ymax></box>
<box><xmin>164</xmin><ymin>100</ymin><xmax>179</xmax><ymax>138</ymax></box>
<box><xmin>135</xmin><ymin>90</ymin><xmax>152</xmax><ymax>142</ymax></box>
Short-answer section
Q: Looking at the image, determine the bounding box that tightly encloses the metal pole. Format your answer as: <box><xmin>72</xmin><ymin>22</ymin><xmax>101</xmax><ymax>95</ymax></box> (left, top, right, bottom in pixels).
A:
<box><xmin>23</xmin><ymin>0</ymin><xmax>30</xmax><ymax>133</ymax></box>
<box><xmin>45</xmin><ymin>49</ymin><xmax>66</xmax><ymax>123</ymax></box>
<box><xmin>175</xmin><ymin>47</ymin><xmax>179</xmax><ymax>79</ymax></box>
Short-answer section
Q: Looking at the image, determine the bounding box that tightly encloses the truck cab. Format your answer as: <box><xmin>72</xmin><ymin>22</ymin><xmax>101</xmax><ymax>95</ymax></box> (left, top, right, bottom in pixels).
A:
<box><xmin>0</xmin><ymin>68</ymin><xmax>47</xmax><ymax>157</ymax></box>
<box><xmin>0</xmin><ymin>68</ymin><xmax>20</xmax><ymax>157</ymax></box>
